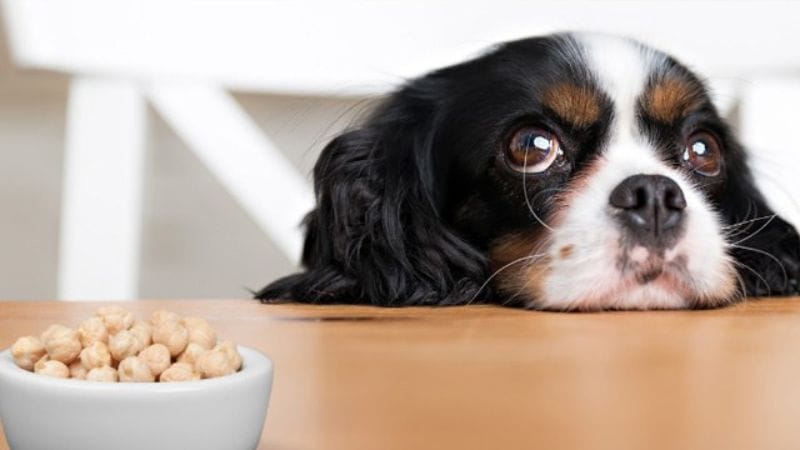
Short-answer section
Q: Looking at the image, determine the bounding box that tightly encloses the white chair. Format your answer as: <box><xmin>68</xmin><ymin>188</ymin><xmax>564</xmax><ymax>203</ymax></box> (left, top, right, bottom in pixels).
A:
<box><xmin>3</xmin><ymin>0</ymin><xmax>798</xmax><ymax>300</ymax></box>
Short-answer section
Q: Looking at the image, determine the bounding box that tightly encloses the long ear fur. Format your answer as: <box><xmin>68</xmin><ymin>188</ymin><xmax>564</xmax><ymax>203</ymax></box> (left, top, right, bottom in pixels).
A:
<box><xmin>717</xmin><ymin>139</ymin><xmax>800</xmax><ymax>296</ymax></box>
<box><xmin>255</xmin><ymin>81</ymin><xmax>490</xmax><ymax>305</ymax></box>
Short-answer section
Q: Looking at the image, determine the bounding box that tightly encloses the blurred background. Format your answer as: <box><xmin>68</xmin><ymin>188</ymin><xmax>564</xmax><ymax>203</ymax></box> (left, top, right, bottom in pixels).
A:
<box><xmin>1</xmin><ymin>1</ymin><xmax>798</xmax><ymax>301</ymax></box>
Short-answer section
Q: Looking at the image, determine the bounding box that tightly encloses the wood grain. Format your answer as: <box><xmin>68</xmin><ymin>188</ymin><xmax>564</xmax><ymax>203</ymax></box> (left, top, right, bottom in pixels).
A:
<box><xmin>2</xmin><ymin>299</ymin><xmax>800</xmax><ymax>450</ymax></box>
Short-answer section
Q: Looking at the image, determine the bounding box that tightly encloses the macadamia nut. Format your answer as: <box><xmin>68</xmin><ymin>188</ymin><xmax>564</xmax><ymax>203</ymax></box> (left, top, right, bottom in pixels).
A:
<box><xmin>118</xmin><ymin>356</ymin><xmax>155</xmax><ymax>382</ymax></box>
<box><xmin>86</xmin><ymin>366</ymin><xmax>118</xmax><ymax>382</ymax></box>
<box><xmin>177</xmin><ymin>342</ymin><xmax>207</xmax><ymax>365</ymax></box>
<box><xmin>129</xmin><ymin>320</ymin><xmax>152</xmax><ymax>348</ymax></box>
<box><xmin>216</xmin><ymin>341</ymin><xmax>243</xmax><ymax>371</ymax></box>
<box><xmin>152</xmin><ymin>320</ymin><xmax>189</xmax><ymax>357</ymax></box>
<box><xmin>77</xmin><ymin>316</ymin><xmax>108</xmax><ymax>347</ymax></box>
<box><xmin>150</xmin><ymin>309</ymin><xmax>180</xmax><ymax>326</ymax></box>
<box><xmin>159</xmin><ymin>362</ymin><xmax>199</xmax><ymax>382</ymax></box>
<box><xmin>69</xmin><ymin>361</ymin><xmax>88</xmax><ymax>380</ymax></box>
<box><xmin>41</xmin><ymin>324</ymin><xmax>82</xmax><ymax>364</ymax></box>
<box><xmin>79</xmin><ymin>341</ymin><xmax>112</xmax><ymax>370</ymax></box>
<box><xmin>138</xmin><ymin>344</ymin><xmax>171</xmax><ymax>377</ymax></box>
<box><xmin>40</xmin><ymin>324</ymin><xmax>58</xmax><ymax>343</ymax></box>
<box><xmin>182</xmin><ymin>317</ymin><xmax>217</xmax><ymax>350</ymax></box>
<box><xmin>11</xmin><ymin>336</ymin><xmax>46</xmax><ymax>371</ymax></box>
<box><xmin>108</xmin><ymin>330</ymin><xmax>143</xmax><ymax>362</ymax></box>
<box><xmin>196</xmin><ymin>346</ymin><xmax>236</xmax><ymax>378</ymax></box>
<box><xmin>34</xmin><ymin>356</ymin><xmax>69</xmax><ymax>378</ymax></box>
<box><xmin>95</xmin><ymin>306</ymin><xmax>134</xmax><ymax>335</ymax></box>
<box><xmin>14</xmin><ymin>308</ymin><xmax>242</xmax><ymax>382</ymax></box>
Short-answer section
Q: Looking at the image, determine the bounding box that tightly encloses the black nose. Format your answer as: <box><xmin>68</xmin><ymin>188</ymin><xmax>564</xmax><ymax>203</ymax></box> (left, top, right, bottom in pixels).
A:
<box><xmin>609</xmin><ymin>174</ymin><xmax>687</xmax><ymax>245</ymax></box>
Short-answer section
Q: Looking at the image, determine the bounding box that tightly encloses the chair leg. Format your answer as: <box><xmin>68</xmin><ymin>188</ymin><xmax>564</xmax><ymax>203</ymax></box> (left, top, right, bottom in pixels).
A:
<box><xmin>147</xmin><ymin>83</ymin><xmax>313</xmax><ymax>264</ymax></box>
<box><xmin>58</xmin><ymin>77</ymin><xmax>146</xmax><ymax>300</ymax></box>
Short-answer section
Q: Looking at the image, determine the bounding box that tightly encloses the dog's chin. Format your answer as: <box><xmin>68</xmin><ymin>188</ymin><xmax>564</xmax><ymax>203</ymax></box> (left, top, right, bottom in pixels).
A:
<box><xmin>534</xmin><ymin>265</ymin><xmax>728</xmax><ymax>312</ymax></box>
<box><xmin>526</xmin><ymin>248</ymin><xmax>739</xmax><ymax>312</ymax></box>
<box><xmin>542</xmin><ymin>282</ymin><xmax>688</xmax><ymax>311</ymax></box>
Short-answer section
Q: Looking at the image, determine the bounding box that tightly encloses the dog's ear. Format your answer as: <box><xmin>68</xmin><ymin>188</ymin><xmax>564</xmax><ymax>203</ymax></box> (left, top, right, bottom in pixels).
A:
<box><xmin>717</xmin><ymin>143</ymin><xmax>800</xmax><ymax>296</ymax></box>
<box><xmin>255</xmin><ymin>81</ymin><xmax>489</xmax><ymax>305</ymax></box>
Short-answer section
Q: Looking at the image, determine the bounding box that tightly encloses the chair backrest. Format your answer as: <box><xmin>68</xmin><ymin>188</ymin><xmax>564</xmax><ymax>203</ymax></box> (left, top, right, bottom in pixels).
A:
<box><xmin>5</xmin><ymin>1</ymin><xmax>800</xmax><ymax>95</ymax></box>
<box><xmin>3</xmin><ymin>0</ymin><xmax>798</xmax><ymax>299</ymax></box>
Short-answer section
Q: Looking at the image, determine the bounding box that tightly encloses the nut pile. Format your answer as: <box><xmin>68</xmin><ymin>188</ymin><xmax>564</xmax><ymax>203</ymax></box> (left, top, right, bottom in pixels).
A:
<box><xmin>10</xmin><ymin>307</ymin><xmax>242</xmax><ymax>382</ymax></box>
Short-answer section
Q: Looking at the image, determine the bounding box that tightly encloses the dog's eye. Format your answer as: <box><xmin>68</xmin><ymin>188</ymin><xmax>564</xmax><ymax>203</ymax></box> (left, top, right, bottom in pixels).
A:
<box><xmin>506</xmin><ymin>126</ymin><xmax>561</xmax><ymax>173</ymax></box>
<box><xmin>683</xmin><ymin>131</ymin><xmax>722</xmax><ymax>176</ymax></box>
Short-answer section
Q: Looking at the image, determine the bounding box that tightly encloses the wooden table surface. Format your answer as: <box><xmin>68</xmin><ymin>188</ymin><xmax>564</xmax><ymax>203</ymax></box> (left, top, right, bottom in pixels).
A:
<box><xmin>2</xmin><ymin>299</ymin><xmax>800</xmax><ymax>450</ymax></box>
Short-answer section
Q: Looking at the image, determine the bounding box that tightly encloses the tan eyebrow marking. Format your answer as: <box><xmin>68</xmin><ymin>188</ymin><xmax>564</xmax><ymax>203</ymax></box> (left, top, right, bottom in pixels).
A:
<box><xmin>643</xmin><ymin>77</ymin><xmax>704</xmax><ymax>123</ymax></box>
<box><xmin>542</xmin><ymin>83</ymin><xmax>602</xmax><ymax>127</ymax></box>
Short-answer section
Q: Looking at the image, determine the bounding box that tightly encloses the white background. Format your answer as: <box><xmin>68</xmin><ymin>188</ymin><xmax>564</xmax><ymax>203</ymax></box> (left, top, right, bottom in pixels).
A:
<box><xmin>0</xmin><ymin>1</ymin><xmax>798</xmax><ymax>299</ymax></box>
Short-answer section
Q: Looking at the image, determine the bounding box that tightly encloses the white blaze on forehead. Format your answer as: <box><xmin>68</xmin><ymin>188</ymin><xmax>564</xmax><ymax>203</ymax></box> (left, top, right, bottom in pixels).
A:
<box><xmin>576</xmin><ymin>33</ymin><xmax>662</xmax><ymax>145</ymax></box>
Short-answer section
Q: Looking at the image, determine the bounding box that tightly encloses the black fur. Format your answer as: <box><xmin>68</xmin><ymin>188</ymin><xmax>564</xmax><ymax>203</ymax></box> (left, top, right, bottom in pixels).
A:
<box><xmin>257</xmin><ymin>79</ymin><xmax>490</xmax><ymax>305</ymax></box>
<box><xmin>256</xmin><ymin>34</ymin><xmax>800</xmax><ymax>306</ymax></box>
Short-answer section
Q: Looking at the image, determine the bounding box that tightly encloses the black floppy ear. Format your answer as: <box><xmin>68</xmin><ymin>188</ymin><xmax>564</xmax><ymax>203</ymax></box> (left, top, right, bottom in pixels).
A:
<box><xmin>717</xmin><ymin>142</ymin><xmax>800</xmax><ymax>296</ymax></box>
<box><xmin>255</xmin><ymin>82</ymin><xmax>489</xmax><ymax>305</ymax></box>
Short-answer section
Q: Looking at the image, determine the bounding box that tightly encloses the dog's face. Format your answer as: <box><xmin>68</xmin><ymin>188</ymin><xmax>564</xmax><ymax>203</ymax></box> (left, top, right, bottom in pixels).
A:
<box><xmin>444</xmin><ymin>33</ymin><xmax>739</xmax><ymax>310</ymax></box>
<box><xmin>258</xmin><ymin>33</ymin><xmax>800</xmax><ymax>310</ymax></box>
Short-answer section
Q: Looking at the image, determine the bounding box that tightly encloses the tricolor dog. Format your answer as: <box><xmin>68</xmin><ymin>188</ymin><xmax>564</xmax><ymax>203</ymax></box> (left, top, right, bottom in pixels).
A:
<box><xmin>257</xmin><ymin>33</ymin><xmax>800</xmax><ymax>310</ymax></box>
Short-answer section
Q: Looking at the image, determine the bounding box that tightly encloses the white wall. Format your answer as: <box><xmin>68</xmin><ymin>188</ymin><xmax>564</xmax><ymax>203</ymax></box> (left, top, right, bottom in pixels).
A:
<box><xmin>0</xmin><ymin>55</ymin><xmax>66</xmax><ymax>299</ymax></box>
<box><xmin>0</xmin><ymin>19</ymin><xmax>367</xmax><ymax>299</ymax></box>
<box><xmin>0</xmin><ymin>3</ymin><xmax>798</xmax><ymax>300</ymax></box>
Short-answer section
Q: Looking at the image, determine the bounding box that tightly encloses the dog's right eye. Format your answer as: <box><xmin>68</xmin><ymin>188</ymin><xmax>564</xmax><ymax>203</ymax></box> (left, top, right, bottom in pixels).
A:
<box><xmin>506</xmin><ymin>126</ymin><xmax>561</xmax><ymax>173</ymax></box>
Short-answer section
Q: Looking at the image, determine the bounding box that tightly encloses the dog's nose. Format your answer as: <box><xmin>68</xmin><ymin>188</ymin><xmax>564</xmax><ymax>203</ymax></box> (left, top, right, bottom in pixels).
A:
<box><xmin>609</xmin><ymin>174</ymin><xmax>686</xmax><ymax>244</ymax></box>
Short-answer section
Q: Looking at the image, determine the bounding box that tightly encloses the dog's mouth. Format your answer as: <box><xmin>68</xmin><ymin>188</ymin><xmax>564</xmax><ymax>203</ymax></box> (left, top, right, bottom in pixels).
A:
<box><xmin>539</xmin><ymin>237</ymin><xmax>738</xmax><ymax>311</ymax></box>
<box><xmin>533</xmin><ymin>249</ymin><xmax>734</xmax><ymax>311</ymax></box>
<box><xmin>603</xmin><ymin>246</ymin><xmax>699</xmax><ymax>309</ymax></box>
<box><xmin>620</xmin><ymin>245</ymin><xmax>690</xmax><ymax>287</ymax></box>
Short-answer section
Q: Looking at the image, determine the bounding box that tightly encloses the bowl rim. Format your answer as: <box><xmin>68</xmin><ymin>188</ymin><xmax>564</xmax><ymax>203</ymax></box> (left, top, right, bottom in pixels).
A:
<box><xmin>0</xmin><ymin>345</ymin><xmax>272</xmax><ymax>392</ymax></box>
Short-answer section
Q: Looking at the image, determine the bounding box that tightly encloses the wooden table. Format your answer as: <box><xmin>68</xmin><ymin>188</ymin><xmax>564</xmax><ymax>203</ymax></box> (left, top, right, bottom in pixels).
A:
<box><xmin>2</xmin><ymin>299</ymin><xmax>800</xmax><ymax>449</ymax></box>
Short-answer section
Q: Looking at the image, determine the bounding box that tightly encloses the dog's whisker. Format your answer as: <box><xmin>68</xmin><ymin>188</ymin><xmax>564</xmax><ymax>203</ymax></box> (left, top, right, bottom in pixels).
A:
<box><xmin>726</xmin><ymin>214</ymin><xmax>777</xmax><ymax>244</ymax></box>
<box><xmin>732</xmin><ymin>269</ymin><xmax>749</xmax><ymax>302</ymax></box>
<box><xmin>729</xmin><ymin>243</ymin><xmax>789</xmax><ymax>291</ymax></box>
<box><xmin>496</xmin><ymin>238</ymin><xmax>555</xmax><ymax>308</ymax></box>
<box><xmin>720</xmin><ymin>202</ymin><xmax>761</xmax><ymax>238</ymax></box>
<box><xmin>469</xmin><ymin>253</ymin><xmax>546</xmax><ymax>305</ymax></box>
<box><xmin>722</xmin><ymin>214</ymin><xmax>777</xmax><ymax>230</ymax></box>
<box><xmin>505</xmin><ymin>259</ymin><xmax>545</xmax><ymax>307</ymax></box>
<box><xmin>729</xmin><ymin>259</ymin><xmax>772</xmax><ymax>297</ymax></box>
<box><xmin>522</xmin><ymin>150</ymin><xmax>555</xmax><ymax>232</ymax></box>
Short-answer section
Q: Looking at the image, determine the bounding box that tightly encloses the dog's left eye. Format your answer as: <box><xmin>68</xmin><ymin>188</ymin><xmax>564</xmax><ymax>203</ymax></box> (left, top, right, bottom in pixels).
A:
<box><xmin>506</xmin><ymin>126</ymin><xmax>561</xmax><ymax>173</ymax></box>
<box><xmin>683</xmin><ymin>131</ymin><xmax>722</xmax><ymax>176</ymax></box>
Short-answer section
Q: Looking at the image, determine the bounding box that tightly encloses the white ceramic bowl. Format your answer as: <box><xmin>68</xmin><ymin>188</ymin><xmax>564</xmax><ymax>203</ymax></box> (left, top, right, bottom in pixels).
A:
<box><xmin>0</xmin><ymin>346</ymin><xmax>273</xmax><ymax>450</ymax></box>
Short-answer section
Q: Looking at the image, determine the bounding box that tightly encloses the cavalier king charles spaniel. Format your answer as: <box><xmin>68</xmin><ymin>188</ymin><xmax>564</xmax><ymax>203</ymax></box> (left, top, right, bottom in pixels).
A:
<box><xmin>256</xmin><ymin>33</ymin><xmax>800</xmax><ymax>310</ymax></box>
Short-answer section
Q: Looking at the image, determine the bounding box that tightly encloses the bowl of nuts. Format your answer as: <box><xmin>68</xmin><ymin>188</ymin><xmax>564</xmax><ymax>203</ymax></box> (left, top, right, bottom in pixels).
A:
<box><xmin>0</xmin><ymin>307</ymin><xmax>273</xmax><ymax>450</ymax></box>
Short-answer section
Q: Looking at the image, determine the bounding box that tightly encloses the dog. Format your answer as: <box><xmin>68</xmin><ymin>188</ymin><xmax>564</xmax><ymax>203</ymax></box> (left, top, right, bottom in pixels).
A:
<box><xmin>256</xmin><ymin>33</ymin><xmax>800</xmax><ymax>311</ymax></box>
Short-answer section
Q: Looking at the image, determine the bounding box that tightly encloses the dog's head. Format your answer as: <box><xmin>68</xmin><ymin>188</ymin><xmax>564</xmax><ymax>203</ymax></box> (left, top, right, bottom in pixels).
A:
<box><xmin>258</xmin><ymin>33</ymin><xmax>800</xmax><ymax>310</ymax></box>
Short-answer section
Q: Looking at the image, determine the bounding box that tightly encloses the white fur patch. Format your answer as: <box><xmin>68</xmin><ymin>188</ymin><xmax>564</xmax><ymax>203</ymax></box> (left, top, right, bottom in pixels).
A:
<box><xmin>530</xmin><ymin>34</ymin><xmax>736</xmax><ymax>311</ymax></box>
